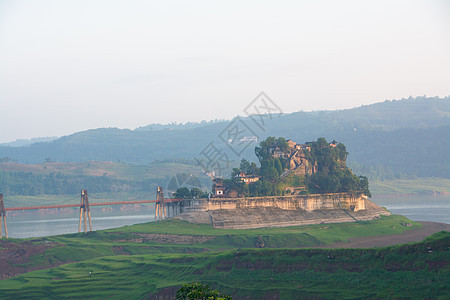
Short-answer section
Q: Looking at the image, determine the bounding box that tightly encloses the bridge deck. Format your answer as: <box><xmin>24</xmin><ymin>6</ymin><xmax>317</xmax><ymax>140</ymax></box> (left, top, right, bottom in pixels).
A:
<box><xmin>5</xmin><ymin>199</ymin><xmax>182</xmax><ymax>211</ymax></box>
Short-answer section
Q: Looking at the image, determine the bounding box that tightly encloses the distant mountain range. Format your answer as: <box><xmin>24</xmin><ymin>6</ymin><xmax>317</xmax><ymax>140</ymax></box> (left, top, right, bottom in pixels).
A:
<box><xmin>0</xmin><ymin>137</ymin><xmax>59</xmax><ymax>148</ymax></box>
<box><xmin>1</xmin><ymin>96</ymin><xmax>449</xmax><ymax>179</ymax></box>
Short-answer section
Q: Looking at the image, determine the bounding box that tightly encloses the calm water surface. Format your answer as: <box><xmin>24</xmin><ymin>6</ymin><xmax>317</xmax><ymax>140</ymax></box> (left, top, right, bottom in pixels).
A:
<box><xmin>5</xmin><ymin>206</ymin><xmax>156</xmax><ymax>239</ymax></box>
<box><xmin>371</xmin><ymin>194</ymin><xmax>450</xmax><ymax>224</ymax></box>
<box><xmin>3</xmin><ymin>195</ymin><xmax>449</xmax><ymax>238</ymax></box>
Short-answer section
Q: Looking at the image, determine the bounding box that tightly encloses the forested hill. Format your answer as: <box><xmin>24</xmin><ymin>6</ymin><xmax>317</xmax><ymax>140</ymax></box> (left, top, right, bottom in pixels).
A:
<box><xmin>0</xmin><ymin>96</ymin><xmax>449</xmax><ymax>179</ymax></box>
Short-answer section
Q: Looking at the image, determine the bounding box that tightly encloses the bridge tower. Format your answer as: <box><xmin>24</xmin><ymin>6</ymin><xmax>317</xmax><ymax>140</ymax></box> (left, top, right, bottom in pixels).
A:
<box><xmin>78</xmin><ymin>190</ymin><xmax>93</xmax><ymax>233</ymax></box>
<box><xmin>155</xmin><ymin>186</ymin><xmax>166</xmax><ymax>221</ymax></box>
<box><xmin>0</xmin><ymin>194</ymin><xmax>7</xmax><ymax>239</ymax></box>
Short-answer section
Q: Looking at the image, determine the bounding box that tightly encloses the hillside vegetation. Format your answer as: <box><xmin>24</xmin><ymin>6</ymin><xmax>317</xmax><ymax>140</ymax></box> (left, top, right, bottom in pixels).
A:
<box><xmin>0</xmin><ymin>97</ymin><xmax>448</xmax><ymax>180</ymax></box>
<box><xmin>0</xmin><ymin>162</ymin><xmax>208</xmax><ymax>197</ymax></box>
<box><xmin>220</xmin><ymin>137</ymin><xmax>370</xmax><ymax>197</ymax></box>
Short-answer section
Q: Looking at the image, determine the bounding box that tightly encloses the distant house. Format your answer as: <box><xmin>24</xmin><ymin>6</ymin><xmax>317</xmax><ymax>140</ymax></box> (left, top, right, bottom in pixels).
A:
<box><xmin>204</xmin><ymin>170</ymin><xmax>215</xmax><ymax>178</ymax></box>
<box><xmin>287</xmin><ymin>139</ymin><xmax>296</xmax><ymax>148</ymax></box>
<box><xmin>212</xmin><ymin>178</ymin><xmax>225</xmax><ymax>197</ymax></box>
<box><xmin>237</xmin><ymin>173</ymin><xmax>261</xmax><ymax>184</ymax></box>
<box><xmin>287</xmin><ymin>139</ymin><xmax>310</xmax><ymax>151</ymax></box>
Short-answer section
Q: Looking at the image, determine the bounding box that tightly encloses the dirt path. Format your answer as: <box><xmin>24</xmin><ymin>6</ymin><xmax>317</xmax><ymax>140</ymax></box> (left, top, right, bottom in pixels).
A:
<box><xmin>321</xmin><ymin>221</ymin><xmax>450</xmax><ymax>248</ymax></box>
<box><xmin>0</xmin><ymin>239</ymin><xmax>62</xmax><ymax>279</ymax></box>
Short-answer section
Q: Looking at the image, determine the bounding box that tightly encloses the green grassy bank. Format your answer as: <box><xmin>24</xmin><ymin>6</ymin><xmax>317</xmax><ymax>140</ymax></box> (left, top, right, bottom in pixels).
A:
<box><xmin>1</xmin><ymin>231</ymin><xmax>448</xmax><ymax>299</ymax></box>
<box><xmin>0</xmin><ymin>215</ymin><xmax>428</xmax><ymax>299</ymax></box>
<box><xmin>18</xmin><ymin>215</ymin><xmax>420</xmax><ymax>267</ymax></box>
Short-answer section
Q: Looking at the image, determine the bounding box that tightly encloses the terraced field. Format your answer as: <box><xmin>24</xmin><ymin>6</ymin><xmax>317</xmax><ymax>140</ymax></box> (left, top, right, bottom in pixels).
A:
<box><xmin>1</xmin><ymin>215</ymin><xmax>448</xmax><ymax>299</ymax></box>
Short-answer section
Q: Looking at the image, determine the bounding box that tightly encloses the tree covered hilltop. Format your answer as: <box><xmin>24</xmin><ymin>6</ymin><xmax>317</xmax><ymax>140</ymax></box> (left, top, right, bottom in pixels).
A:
<box><xmin>215</xmin><ymin>137</ymin><xmax>371</xmax><ymax>198</ymax></box>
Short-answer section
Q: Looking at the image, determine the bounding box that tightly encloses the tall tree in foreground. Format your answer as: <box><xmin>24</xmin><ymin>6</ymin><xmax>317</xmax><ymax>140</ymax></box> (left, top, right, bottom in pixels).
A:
<box><xmin>176</xmin><ymin>282</ymin><xmax>232</xmax><ymax>300</ymax></box>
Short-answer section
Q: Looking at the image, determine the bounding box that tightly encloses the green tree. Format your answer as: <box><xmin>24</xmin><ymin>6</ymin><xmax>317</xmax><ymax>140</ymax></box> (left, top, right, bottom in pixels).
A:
<box><xmin>306</xmin><ymin>138</ymin><xmax>371</xmax><ymax>196</ymax></box>
<box><xmin>358</xmin><ymin>176</ymin><xmax>371</xmax><ymax>197</ymax></box>
<box><xmin>249</xmin><ymin>162</ymin><xmax>260</xmax><ymax>175</ymax></box>
<box><xmin>336</xmin><ymin>142</ymin><xmax>348</xmax><ymax>163</ymax></box>
<box><xmin>174</xmin><ymin>187</ymin><xmax>191</xmax><ymax>198</ymax></box>
<box><xmin>231</xmin><ymin>168</ymin><xmax>241</xmax><ymax>178</ymax></box>
<box><xmin>274</xmin><ymin>158</ymin><xmax>283</xmax><ymax>175</ymax></box>
<box><xmin>276</xmin><ymin>137</ymin><xmax>288</xmax><ymax>151</ymax></box>
<box><xmin>255</xmin><ymin>136</ymin><xmax>277</xmax><ymax>161</ymax></box>
<box><xmin>239</xmin><ymin>158</ymin><xmax>251</xmax><ymax>174</ymax></box>
<box><xmin>175</xmin><ymin>282</ymin><xmax>231</xmax><ymax>300</ymax></box>
<box><xmin>190</xmin><ymin>187</ymin><xmax>203</xmax><ymax>198</ymax></box>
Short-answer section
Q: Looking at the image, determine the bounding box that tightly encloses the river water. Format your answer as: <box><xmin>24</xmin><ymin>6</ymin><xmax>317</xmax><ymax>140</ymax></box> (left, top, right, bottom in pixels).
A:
<box><xmin>4</xmin><ymin>206</ymin><xmax>156</xmax><ymax>239</ymax></box>
<box><xmin>371</xmin><ymin>194</ymin><xmax>450</xmax><ymax>225</ymax></box>
<box><xmin>2</xmin><ymin>195</ymin><xmax>449</xmax><ymax>239</ymax></box>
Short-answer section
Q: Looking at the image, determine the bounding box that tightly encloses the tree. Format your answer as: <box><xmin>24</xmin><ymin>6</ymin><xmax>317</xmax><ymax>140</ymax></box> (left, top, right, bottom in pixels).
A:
<box><xmin>175</xmin><ymin>282</ymin><xmax>231</xmax><ymax>300</ymax></box>
<box><xmin>190</xmin><ymin>187</ymin><xmax>204</xmax><ymax>198</ymax></box>
<box><xmin>255</xmin><ymin>137</ymin><xmax>288</xmax><ymax>162</ymax></box>
<box><xmin>255</xmin><ymin>136</ymin><xmax>277</xmax><ymax>162</ymax></box>
<box><xmin>316</xmin><ymin>137</ymin><xmax>328</xmax><ymax>149</ymax></box>
<box><xmin>274</xmin><ymin>158</ymin><xmax>283</xmax><ymax>175</ymax></box>
<box><xmin>239</xmin><ymin>158</ymin><xmax>251</xmax><ymax>174</ymax></box>
<box><xmin>276</xmin><ymin>137</ymin><xmax>288</xmax><ymax>152</ymax></box>
<box><xmin>231</xmin><ymin>168</ymin><xmax>241</xmax><ymax>178</ymax></box>
<box><xmin>249</xmin><ymin>162</ymin><xmax>260</xmax><ymax>176</ymax></box>
<box><xmin>358</xmin><ymin>176</ymin><xmax>371</xmax><ymax>198</ymax></box>
<box><xmin>336</xmin><ymin>143</ymin><xmax>348</xmax><ymax>162</ymax></box>
<box><xmin>174</xmin><ymin>187</ymin><xmax>191</xmax><ymax>198</ymax></box>
<box><xmin>306</xmin><ymin>138</ymin><xmax>371</xmax><ymax>196</ymax></box>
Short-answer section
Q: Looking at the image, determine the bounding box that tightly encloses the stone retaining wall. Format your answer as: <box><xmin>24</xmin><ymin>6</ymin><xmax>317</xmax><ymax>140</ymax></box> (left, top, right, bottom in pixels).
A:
<box><xmin>184</xmin><ymin>193</ymin><xmax>366</xmax><ymax>213</ymax></box>
<box><xmin>176</xmin><ymin>194</ymin><xmax>390</xmax><ymax>229</ymax></box>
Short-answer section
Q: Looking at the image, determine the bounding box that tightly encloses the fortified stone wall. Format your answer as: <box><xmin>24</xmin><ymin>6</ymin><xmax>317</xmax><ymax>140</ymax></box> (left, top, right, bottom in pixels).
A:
<box><xmin>184</xmin><ymin>193</ymin><xmax>366</xmax><ymax>213</ymax></box>
<box><xmin>176</xmin><ymin>193</ymin><xmax>389</xmax><ymax>229</ymax></box>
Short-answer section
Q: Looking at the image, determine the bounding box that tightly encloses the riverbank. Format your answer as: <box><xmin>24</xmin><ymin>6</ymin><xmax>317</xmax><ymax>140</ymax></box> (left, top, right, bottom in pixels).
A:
<box><xmin>321</xmin><ymin>221</ymin><xmax>450</xmax><ymax>248</ymax></box>
<box><xmin>0</xmin><ymin>215</ymin><xmax>421</xmax><ymax>280</ymax></box>
<box><xmin>0</xmin><ymin>226</ymin><xmax>448</xmax><ymax>299</ymax></box>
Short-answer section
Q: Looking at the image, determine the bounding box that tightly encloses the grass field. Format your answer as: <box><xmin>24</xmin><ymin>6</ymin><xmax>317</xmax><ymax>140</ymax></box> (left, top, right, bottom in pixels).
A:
<box><xmin>103</xmin><ymin>215</ymin><xmax>421</xmax><ymax>244</ymax></box>
<box><xmin>0</xmin><ymin>215</ymin><xmax>420</xmax><ymax>274</ymax></box>
<box><xmin>2</xmin><ymin>212</ymin><xmax>448</xmax><ymax>299</ymax></box>
<box><xmin>35</xmin><ymin>215</ymin><xmax>422</xmax><ymax>258</ymax></box>
<box><xmin>1</xmin><ymin>230</ymin><xmax>448</xmax><ymax>299</ymax></box>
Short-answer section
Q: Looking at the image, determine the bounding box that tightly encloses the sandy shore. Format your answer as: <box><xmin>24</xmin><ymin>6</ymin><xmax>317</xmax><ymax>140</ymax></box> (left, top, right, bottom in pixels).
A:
<box><xmin>321</xmin><ymin>221</ymin><xmax>450</xmax><ymax>248</ymax></box>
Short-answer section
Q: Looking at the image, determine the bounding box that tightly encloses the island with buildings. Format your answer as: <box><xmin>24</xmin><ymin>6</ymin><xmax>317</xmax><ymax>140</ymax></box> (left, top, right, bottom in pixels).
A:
<box><xmin>176</xmin><ymin>137</ymin><xmax>389</xmax><ymax>229</ymax></box>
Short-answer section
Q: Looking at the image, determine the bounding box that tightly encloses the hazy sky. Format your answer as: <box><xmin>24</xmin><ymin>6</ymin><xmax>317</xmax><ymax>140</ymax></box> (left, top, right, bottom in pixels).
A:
<box><xmin>1</xmin><ymin>0</ymin><xmax>449</xmax><ymax>143</ymax></box>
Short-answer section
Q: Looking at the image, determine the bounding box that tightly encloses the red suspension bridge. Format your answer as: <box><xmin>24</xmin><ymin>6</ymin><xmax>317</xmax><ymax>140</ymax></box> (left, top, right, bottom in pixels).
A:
<box><xmin>0</xmin><ymin>187</ymin><xmax>184</xmax><ymax>239</ymax></box>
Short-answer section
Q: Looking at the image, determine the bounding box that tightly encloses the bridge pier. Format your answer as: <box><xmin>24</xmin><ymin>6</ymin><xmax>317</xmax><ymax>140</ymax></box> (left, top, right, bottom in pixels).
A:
<box><xmin>78</xmin><ymin>190</ymin><xmax>93</xmax><ymax>233</ymax></box>
<box><xmin>154</xmin><ymin>187</ymin><xmax>184</xmax><ymax>220</ymax></box>
<box><xmin>155</xmin><ymin>187</ymin><xmax>166</xmax><ymax>221</ymax></box>
<box><xmin>0</xmin><ymin>194</ymin><xmax>8</xmax><ymax>239</ymax></box>
<box><xmin>168</xmin><ymin>202</ymin><xmax>178</xmax><ymax>218</ymax></box>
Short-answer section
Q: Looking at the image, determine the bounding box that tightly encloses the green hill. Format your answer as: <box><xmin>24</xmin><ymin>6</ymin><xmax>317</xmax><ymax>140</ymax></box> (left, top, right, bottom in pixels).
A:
<box><xmin>0</xmin><ymin>96</ymin><xmax>449</xmax><ymax>179</ymax></box>
<box><xmin>0</xmin><ymin>161</ymin><xmax>208</xmax><ymax>197</ymax></box>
